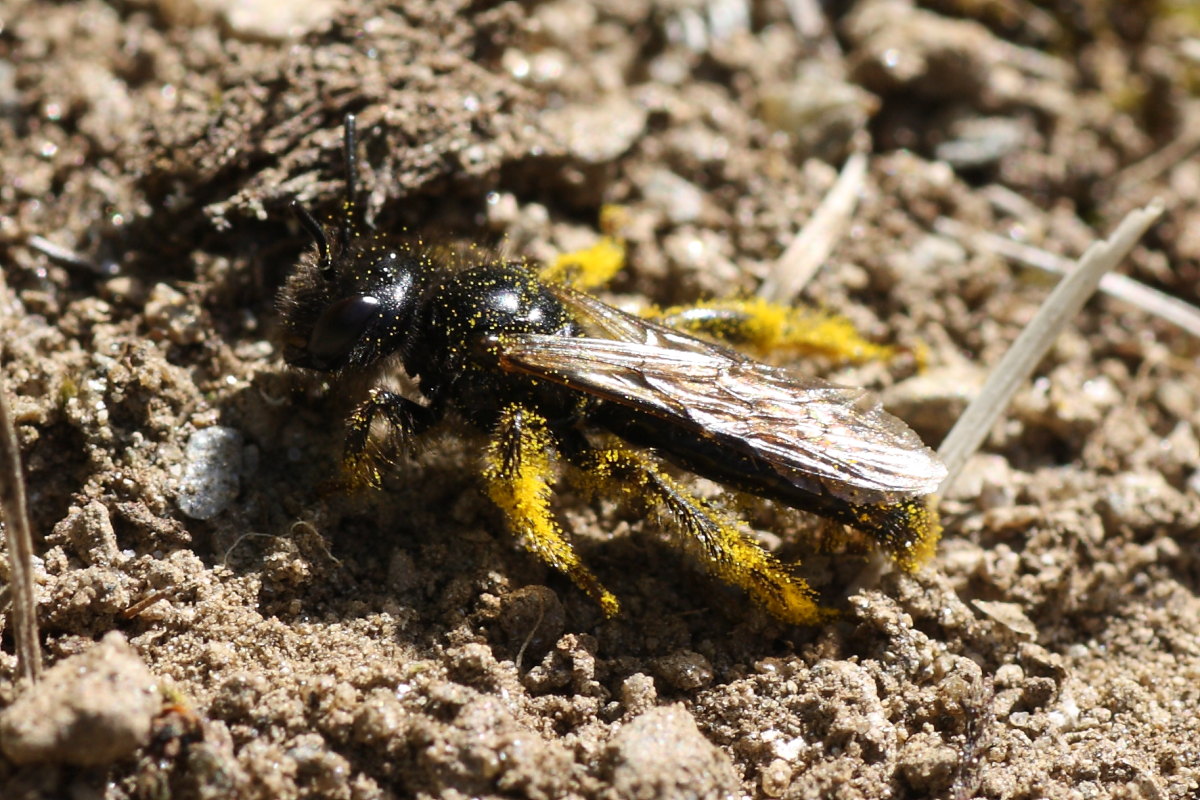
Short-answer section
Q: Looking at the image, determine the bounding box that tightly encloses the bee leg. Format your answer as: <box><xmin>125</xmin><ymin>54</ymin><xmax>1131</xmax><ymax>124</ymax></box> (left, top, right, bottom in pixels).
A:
<box><xmin>483</xmin><ymin>405</ymin><xmax>621</xmax><ymax>617</ymax></box>
<box><xmin>845</xmin><ymin>497</ymin><xmax>942</xmax><ymax>573</ymax></box>
<box><xmin>344</xmin><ymin>389</ymin><xmax>440</xmax><ymax>487</ymax></box>
<box><xmin>538</xmin><ymin>206</ymin><xmax>628</xmax><ymax>290</ymax></box>
<box><xmin>571</xmin><ymin>444</ymin><xmax>832</xmax><ymax>626</ymax></box>
<box><xmin>655</xmin><ymin>298</ymin><xmax>896</xmax><ymax>365</ymax></box>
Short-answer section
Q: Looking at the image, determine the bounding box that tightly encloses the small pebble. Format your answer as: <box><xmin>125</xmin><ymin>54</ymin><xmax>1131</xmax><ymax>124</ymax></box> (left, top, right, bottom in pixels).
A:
<box><xmin>642</xmin><ymin>169</ymin><xmax>704</xmax><ymax>225</ymax></box>
<box><xmin>144</xmin><ymin>283</ymin><xmax>204</xmax><ymax>346</ymax></box>
<box><xmin>653</xmin><ymin>650</ymin><xmax>714</xmax><ymax>691</ymax></box>
<box><xmin>760</xmin><ymin>758</ymin><xmax>793</xmax><ymax>797</ymax></box>
<box><xmin>541</xmin><ymin>96</ymin><xmax>647</xmax><ymax>164</ymax></box>
<box><xmin>177</xmin><ymin>426</ymin><xmax>243</xmax><ymax>520</ymax></box>
<box><xmin>156</xmin><ymin>0</ymin><xmax>335</xmax><ymax>40</ymax></box>
<box><xmin>935</xmin><ymin>116</ymin><xmax>1027</xmax><ymax>169</ymax></box>
<box><xmin>972</xmin><ymin>600</ymin><xmax>1038</xmax><ymax>639</ymax></box>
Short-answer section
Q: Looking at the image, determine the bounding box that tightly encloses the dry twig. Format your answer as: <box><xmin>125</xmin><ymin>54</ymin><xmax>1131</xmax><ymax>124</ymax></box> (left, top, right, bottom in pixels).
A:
<box><xmin>759</xmin><ymin>149</ymin><xmax>867</xmax><ymax>303</ymax></box>
<box><xmin>0</xmin><ymin>278</ymin><xmax>43</xmax><ymax>682</ymax></box>
<box><xmin>934</xmin><ymin>217</ymin><xmax>1200</xmax><ymax>340</ymax></box>
<box><xmin>936</xmin><ymin>200</ymin><xmax>1165</xmax><ymax>492</ymax></box>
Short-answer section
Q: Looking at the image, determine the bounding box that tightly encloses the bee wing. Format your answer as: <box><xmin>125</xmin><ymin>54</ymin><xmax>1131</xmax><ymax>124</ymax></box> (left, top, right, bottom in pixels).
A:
<box><xmin>545</xmin><ymin>283</ymin><xmax>744</xmax><ymax>358</ymax></box>
<box><xmin>494</xmin><ymin>290</ymin><xmax>946</xmax><ymax>501</ymax></box>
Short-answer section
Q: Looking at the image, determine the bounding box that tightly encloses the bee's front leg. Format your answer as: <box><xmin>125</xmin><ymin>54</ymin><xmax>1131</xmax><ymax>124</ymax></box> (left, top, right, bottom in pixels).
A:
<box><xmin>344</xmin><ymin>388</ymin><xmax>441</xmax><ymax>488</ymax></box>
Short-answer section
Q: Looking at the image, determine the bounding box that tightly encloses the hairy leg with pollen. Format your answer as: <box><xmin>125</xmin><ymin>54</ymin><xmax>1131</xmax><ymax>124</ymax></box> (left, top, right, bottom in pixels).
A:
<box><xmin>343</xmin><ymin>388</ymin><xmax>440</xmax><ymax>488</ymax></box>
<box><xmin>567</xmin><ymin>443</ymin><xmax>832</xmax><ymax>626</ymax></box>
<box><xmin>654</xmin><ymin>298</ymin><xmax>900</xmax><ymax>365</ymax></box>
<box><xmin>540</xmin><ymin>230</ymin><xmax>899</xmax><ymax>368</ymax></box>
<box><xmin>482</xmin><ymin>405</ymin><xmax>621</xmax><ymax>617</ymax></box>
<box><xmin>835</xmin><ymin>497</ymin><xmax>942</xmax><ymax>573</ymax></box>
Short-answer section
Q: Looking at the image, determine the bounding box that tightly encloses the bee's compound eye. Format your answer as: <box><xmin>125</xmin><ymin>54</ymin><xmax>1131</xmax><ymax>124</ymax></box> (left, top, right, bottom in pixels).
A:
<box><xmin>308</xmin><ymin>294</ymin><xmax>380</xmax><ymax>368</ymax></box>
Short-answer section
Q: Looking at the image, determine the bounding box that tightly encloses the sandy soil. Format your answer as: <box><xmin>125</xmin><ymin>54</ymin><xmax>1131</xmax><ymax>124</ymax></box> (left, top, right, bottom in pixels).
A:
<box><xmin>1</xmin><ymin>0</ymin><xmax>1199</xmax><ymax>798</ymax></box>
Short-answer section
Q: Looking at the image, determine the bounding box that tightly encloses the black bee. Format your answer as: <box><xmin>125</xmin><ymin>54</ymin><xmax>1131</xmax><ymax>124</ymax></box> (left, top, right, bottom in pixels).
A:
<box><xmin>278</xmin><ymin>115</ymin><xmax>946</xmax><ymax>624</ymax></box>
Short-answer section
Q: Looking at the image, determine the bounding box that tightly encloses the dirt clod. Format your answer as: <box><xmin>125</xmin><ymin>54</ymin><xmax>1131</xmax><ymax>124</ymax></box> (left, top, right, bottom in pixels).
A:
<box><xmin>0</xmin><ymin>632</ymin><xmax>158</xmax><ymax>766</ymax></box>
<box><xmin>600</xmin><ymin>706</ymin><xmax>740</xmax><ymax>800</ymax></box>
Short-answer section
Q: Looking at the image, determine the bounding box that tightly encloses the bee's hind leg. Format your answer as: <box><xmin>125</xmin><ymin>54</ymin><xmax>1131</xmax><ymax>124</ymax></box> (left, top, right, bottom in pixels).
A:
<box><xmin>483</xmin><ymin>405</ymin><xmax>621</xmax><ymax>617</ymax></box>
<box><xmin>568</xmin><ymin>444</ymin><xmax>832</xmax><ymax>626</ymax></box>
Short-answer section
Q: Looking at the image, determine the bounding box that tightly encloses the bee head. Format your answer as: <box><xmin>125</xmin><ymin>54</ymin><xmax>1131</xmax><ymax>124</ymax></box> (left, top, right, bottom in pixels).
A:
<box><xmin>276</xmin><ymin>115</ymin><xmax>426</xmax><ymax>373</ymax></box>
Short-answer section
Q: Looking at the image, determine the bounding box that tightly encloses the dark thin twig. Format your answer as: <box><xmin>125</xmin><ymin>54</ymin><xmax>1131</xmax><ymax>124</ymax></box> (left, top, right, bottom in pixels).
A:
<box><xmin>514</xmin><ymin>591</ymin><xmax>546</xmax><ymax>676</ymax></box>
<box><xmin>26</xmin><ymin>234</ymin><xmax>118</xmax><ymax>277</ymax></box>
<box><xmin>0</xmin><ymin>277</ymin><xmax>43</xmax><ymax>682</ymax></box>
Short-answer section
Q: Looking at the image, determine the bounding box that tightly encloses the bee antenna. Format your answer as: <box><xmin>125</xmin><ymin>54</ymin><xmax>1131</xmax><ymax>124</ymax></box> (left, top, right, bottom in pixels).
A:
<box><xmin>339</xmin><ymin>113</ymin><xmax>358</xmax><ymax>259</ymax></box>
<box><xmin>291</xmin><ymin>199</ymin><xmax>335</xmax><ymax>281</ymax></box>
